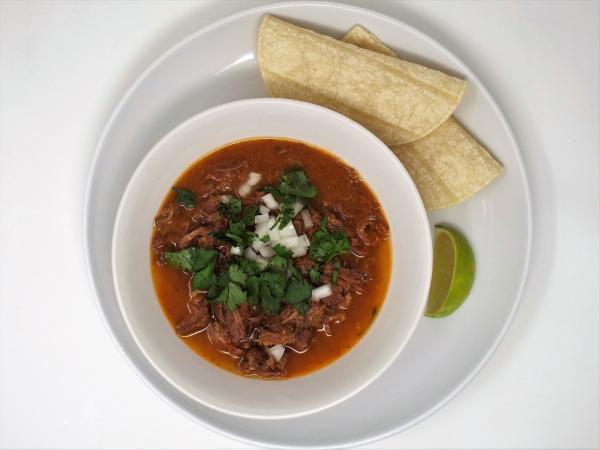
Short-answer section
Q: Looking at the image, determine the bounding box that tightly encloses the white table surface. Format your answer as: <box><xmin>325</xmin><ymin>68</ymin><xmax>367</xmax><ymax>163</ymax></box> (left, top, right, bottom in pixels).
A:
<box><xmin>1</xmin><ymin>1</ymin><xmax>598</xmax><ymax>449</ymax></box>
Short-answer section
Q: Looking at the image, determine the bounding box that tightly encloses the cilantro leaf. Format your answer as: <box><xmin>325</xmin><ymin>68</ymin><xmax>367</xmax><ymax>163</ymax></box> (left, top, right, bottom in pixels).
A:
<box><xmin>272</xmin><ymin>204</ymin><xmax>295</xmax><ymax>230</ymax></box>
<box><xmin>260</xmin><ymin>235</ymin><xmax>270</xmax><ymax>243</ymax></box>
<box><xmin>258</xmin><ymin>271</ymin><xmax>287</xmax><ymax>314</ymax></box>
<box><xmin>272</xmin><ymin>243</ymin><xmax>293</xmax><ymax>259</ymax></box>
<box><xmin>228</xmin><ymin>264</ymin><xmax>247</xmax><ymax>287</ymax></box>
<box><xmin>279</xmin><ymin>168</ymin><xmax>317</xmax><ymax>199</ymax></box>
<box><xmin>288</xmin><ymin>264</ymin><xmax>303</xmax><ymax>281</ymax></box>
<box><xmin>241</xmin><ymin>205</ymin><xmax>259</xmax><ymax>226</ymax></box>
<box><xmin>218</xmin><ymin>197</ymin><xmax>242</xmax><ymax>220</ymax></box>
<box><xmin>192</xmin><ymin>265</ymin><xmax>215</xmax><ymax>291</ymax></box>
<box><xmin>259</xmin><ymin>283</ymin><xmax>280</xmax><ymax>314</ymax></box>
<box><xmin>285</xmin><ymin>279</ymin><xmax>312</xmax><ymax>304</ymax></box>
<box><xmin>268</xmin><ymin>255</ymin><xmax>288</xmax><ymax>273</ymax></box>
<box><xmin>163</xmin><ymin>247</ymin><xmax>217</xmax><ymax>272</ymax></box>
<box><xmin>216</xmin><ymin>222</ymin><xmax>256</xmax><ymax>249</ymax></box>
<box><xmin>293</xmin><ymin>301</ymin><xmax>310</xmax><ymax>315</ymax></box>
<box><xmin>238</xmin><ymin>258</ymin><xmax>261</xmax><ymax>277</ymax></box>
<box><xmin>309</xmin><ymin>265</ymin><xmax>321</xmax><ymax>284</ymax></box>
<box><xmin>308</xmin><ymin>221</ymin><xmax>350</xmax><ymax>263</ymax></box>
<box><xmin>217</xmin><ymin>281</ymin><xmax>247</xmax><ymax>311</ymax></box>
<box><xmin>247</xmin><ymin>276</ymin><xmax>260</xmax><ymax>305</ymax></box>
<box><xmin>172</xmin><ymin>187</ymin><xmax>196</xmax><ymax>208</ymax></box>
<box><xmin>332</xmin><ymin>260</ymin><xmax>341</xmax><ymax>284</ymax></box>
<box><xmin>262</xmin><ymin>168</ymin><xmax>317</xmax><ymax>213</ymax></box>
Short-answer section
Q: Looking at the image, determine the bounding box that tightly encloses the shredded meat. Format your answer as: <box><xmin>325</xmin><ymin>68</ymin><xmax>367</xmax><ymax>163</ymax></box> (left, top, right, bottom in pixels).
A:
<box><xmin>321</xmin><ymin>263</ymin><xmax>366</xmax><ymax>294</ymax></box>
<box><xmin>356</xmin><ymin>216</ymin><xmax>389</xmax><ymax>247</ymax></box>
<box><xmin>295</xmin><ymin>255</ymin><xmax>316</xmax><ymax>276</ymax></box>
<box><xmin>257</xmin><ymin>326</ymin><xmax>295</xmax><ymax>346</ymax></box>
<box><xmin>207</xmin><ymin>322</ymin><xmax>244</xmax><ymax>357</ymax></box>
<box><xmin>178</xmin><ymin>226</ymin><xmax>215</xmax><ymax>248</ymax></box>
<box><xmin>226</xmin><ymin>304</ymin><xmax>250</xmax><ymax>343</ymax></box>
<box><xmin>176</xmin><ymin>295</ymin><xmax>211</xmax><ymax>337</ymax></box>
<box><xmin>239</xmin><ymin>346</ymin><xmax>287</xmax><ymax>378</ymax></box>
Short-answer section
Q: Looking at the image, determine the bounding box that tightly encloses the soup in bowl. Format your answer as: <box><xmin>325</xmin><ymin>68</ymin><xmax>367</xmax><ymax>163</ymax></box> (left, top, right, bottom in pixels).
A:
<box><xmin>113</xmin><ymin>99</ymin><xmax>432</xmax><ymax>418</ymax></box>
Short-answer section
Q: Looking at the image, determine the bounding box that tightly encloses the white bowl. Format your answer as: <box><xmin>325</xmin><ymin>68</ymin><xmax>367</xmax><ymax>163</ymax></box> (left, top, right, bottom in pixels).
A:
<box><xmin>112</xmin><ymin>98</ymin><xmax>432</xmax><ymax>419</ymax></box>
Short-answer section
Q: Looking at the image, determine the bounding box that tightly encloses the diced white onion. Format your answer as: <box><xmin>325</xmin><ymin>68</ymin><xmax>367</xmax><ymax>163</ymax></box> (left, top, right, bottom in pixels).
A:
<box><xmin>238</xmin><ymin>172</ymin><xmax>262</xmax><ymax>198</ymax></box>
<box><xmin>238</xmin><ymin>183</ymin><xmax>251</xmax><ymax>198</ymax></box>
<box><xmin>279</xmin><ymin>221</ymin><xmax>298</xmax><ymax>239</ymax></box>
<box><xmin>259</xmin><ymin>205</ymin><xmax>269</xmax><ymax>215</ymax></box>
<box><xmin>267</xmin><ymin>344</ymin><xmax>285</xmax><ymax>362</ymax></box>
<box><xmin>230</xmin><ymin>246</ymin><xmax>241</xmax><ymax>256</ymax></box>
<box><xmin>244</xmin><ymin>247</ymin><xmax>258</xmax><ymax>261</ymax></box>
<box><xmin>299</xmin><ymin>234</ymin><xmax>310</xmax><ymax>247</ymax></box>
<box><xmin>268</xmin><ymin>217</ymin><xmax>281</xmax><ymax>241</ymax></box>
<box><xmin>258</xmin><ymin>245</ymin><xmax>275</xmax><ymax>258</ymax></box>
<box><xmin>251</xmin><ymin>239</ymin><xmax>265</xmax><ymax>252</ymax></box>
<box><xmin>280</xmin><ymin>236</ymin><xmax>299</xmax><ymax>248</ymax></box>
<box><xmin>291</xmin><ymin>245</ymin><xmax>308</xmax><ymax>258</ymax></box>
<box><xmin>312</xmin><ymin>284</ymin><xmax>333</xmax><ymax>300</ymax></box>
<box><xmin>261</xmin><ymin>193</ymin><xmax>279</xmax><ymax>210</ymax></box>
<box><xmin>255</xmin><ymin>221</ymin><xmax>269</xmax><ymax>239</ymax></box>
<box><xmin>247</xmin><ymin>172</ymin><xmax>262</xmax><ymax>186</ymax></box>
<box><xmin>220</xmin><ymin>195</ymin><xmax>231</xmax><ymax>203</ymax></box>
<box><xmin>301</xmin><ymin>209</ymin><xmax>313</xmax><ymax>229</ymax></box>
<box><xmin>255</xmin><ymin>256</ymin><xmax>269</xmax><ymax>270</ymax></box>
<box><xmin>254</xmin><ymin>213</ymin><xmax>270</xmax><ymax>224</ymax></box>
<box><xmin>292</xmin><ymin>201</ymin><xmax>304</xmax><ymax>216</ymax></box>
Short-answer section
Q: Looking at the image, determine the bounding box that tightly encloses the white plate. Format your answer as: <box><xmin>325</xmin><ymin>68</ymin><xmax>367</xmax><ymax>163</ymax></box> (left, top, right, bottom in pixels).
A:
<box><xmin>83</xmin><ymin>1</ymin><xmax>532</xmax><ymax>448</ymax></box>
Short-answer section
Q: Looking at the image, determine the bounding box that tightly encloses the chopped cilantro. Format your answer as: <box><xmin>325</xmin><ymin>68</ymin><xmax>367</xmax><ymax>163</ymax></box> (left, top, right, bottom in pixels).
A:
<box><xmin>247</xmin><ymin>276</ymin><xmax>260</xmax><ymax>305</ymax></box>
<box><xmin>237</xmin><ymin>258</ymin><xmax>261</xmax><ymax>277</ymax></box>
<box><xmin>192</xmin><ymin>265</ymin><xmax>215</xmax><ymax>291</ymax></box>
<box><xmin>288</xmin><ymin>264</ymin><xmax>303</xmax><ymax>281</ymax></box>
<box><xmin>218</xmin><ymin>197</ymin><xmax>242</xmax><ymax>220</ymax></box>
<box><xmin>285</xmin><ymin>279</ymin><xmax>312</xmax><ymax>304</ymax></box>
<box><xmin>260</xmin><ymin>234</ymin><xmax>270</xmax><ymax>243</ymax></box>
<box><xmin>293</xmin><ymin>301</ymin><xmax>310</xmax><ymax>315</ymax></box>
<box><xmin>259</xmin><ymin>271</ymin><xmax>287</xmax><ymax>314</ymax></box>
<box><xmin>216</xmin><ymin>281</ymin><xmax>247</xmax><ymax>311</ymax></box>
<box><xmin>268</xmin><ymin>255</ymin><xmax>288</xmax><ymax>273</ymax></box>
<box><xmin>332</xmin><ymin>260</ymin><xmax>341</xmax><ymax>284</ymax></box>
<box><xmin>309</xmin><ymin>265</ymin><xmax>321</xmax><ymax>284</ymax></box>
<box><xmin>272</xmin><ymin>243</ymin><xmax>293</xmax><ymax>259</ymax></box>
<box><xmin>271</xmin><ymin>204</ymin><xmax>295</xmax><ymax>230</ymax></box>
<box><xmin>241</xmin><ymin>205</ymin><xmax>259</xmax><ymax>226</ymax></box>
<box><xmin>163</xmin><ymin>247</ymin><xmax>217</xmax><ymax>272</ymax></box>
<box><xmin>228</xmin><ymin>264</ymin><xmax>247</xmax><ymax>287</ymax></box>
<box><xmin>172</xmin><ymin>187</ymin><xmax>196</xmax><ymax>208</ymax></box>
<box><xmin>308</xmin><ymin>218</ymin><xmax>350</xmax><ymax>263</ymax></box>
<box><xmin>263</xmin><ymin>168</ymin><xmax>317</xmax><ymax>229</ymax></box>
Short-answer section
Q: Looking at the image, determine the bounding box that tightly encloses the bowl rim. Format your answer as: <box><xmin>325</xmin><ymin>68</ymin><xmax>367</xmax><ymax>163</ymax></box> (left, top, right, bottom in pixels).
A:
<box><xmin>111</xmin><ymin>97</ymin><xmax>433</xmax><ymax>419</ymax></box>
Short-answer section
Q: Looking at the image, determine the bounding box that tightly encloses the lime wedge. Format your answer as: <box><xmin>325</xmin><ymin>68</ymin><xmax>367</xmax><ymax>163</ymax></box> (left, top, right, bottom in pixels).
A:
<box><xmin>425</xmin><ymin>225</ymin><xmax>475</xmax><ymax>317</ymax></box>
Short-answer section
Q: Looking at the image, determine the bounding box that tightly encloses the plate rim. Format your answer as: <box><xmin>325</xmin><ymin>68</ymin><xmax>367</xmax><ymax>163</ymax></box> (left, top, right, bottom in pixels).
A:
<box><xmin>82</xmin><ymin>1</ymin><xmax>533</xmax><ymax>448</ymax></box>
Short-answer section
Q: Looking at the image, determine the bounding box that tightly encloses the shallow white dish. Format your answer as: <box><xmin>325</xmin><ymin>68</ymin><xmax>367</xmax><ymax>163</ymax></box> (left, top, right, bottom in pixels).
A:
<box><xmin>112</xmin><ymin>98</ymin><xmax>432</xmax><ymax>419</ymax></box>
<box><xmin>84</xmin><ymin>1</ymin><xmax>531</xmax><ymax>447</ymax></box>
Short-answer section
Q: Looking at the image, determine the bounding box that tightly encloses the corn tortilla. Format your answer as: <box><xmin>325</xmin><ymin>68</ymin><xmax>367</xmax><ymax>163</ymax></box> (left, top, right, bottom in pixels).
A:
<box><xmin>258</xmin><ymin>15</ymin><xmax>466</xmax><ymax>145</ymax></box>
<box><xmin>343</xmin><ymin>25</ymin><xmax>502</xmax><ymax>210</ymax></box>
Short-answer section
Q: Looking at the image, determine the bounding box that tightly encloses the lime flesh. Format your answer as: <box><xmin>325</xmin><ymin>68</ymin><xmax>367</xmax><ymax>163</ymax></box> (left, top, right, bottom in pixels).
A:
<box><xmin>426</xmin><ymin>225</ymin><xmax>475</xmax><ymax>318</ymax></box>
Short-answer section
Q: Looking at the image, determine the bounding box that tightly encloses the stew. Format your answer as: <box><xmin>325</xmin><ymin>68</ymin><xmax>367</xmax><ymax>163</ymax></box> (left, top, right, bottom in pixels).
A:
<box><xmin>151</xmin><ymin>138</ymin><xmax>391</xmax><ymax>378</ymax></box>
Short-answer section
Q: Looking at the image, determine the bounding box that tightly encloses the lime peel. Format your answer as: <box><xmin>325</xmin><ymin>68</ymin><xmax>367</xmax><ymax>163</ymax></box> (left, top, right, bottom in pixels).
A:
<box><xmin>425</xmin><ymin>225</ymin><xmax>475</xmax><ymax>318</ymax></box>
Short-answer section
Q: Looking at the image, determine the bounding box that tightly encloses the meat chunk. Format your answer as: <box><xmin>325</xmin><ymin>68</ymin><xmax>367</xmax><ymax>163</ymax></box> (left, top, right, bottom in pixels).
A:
<box><xmin>294</xmin><ymin>255</ymin><xmax>316</xmax><ymax>276</ymax></box>
<box><xmin>176</xmin><ymin>296</ymin><xmax>211</xmax><ymax>337</ymax></box>
<box><xmin>321</xmin><ymin>263</ymin><xmax>366</xmax><ymax>294</ymax></box>
<box><xmin>258</xmin><ymin>326</ymin><xmax>295</xmax><ymax>346</ymax></box>
<box><xmin>207</xmin><ymin>322</ymin><xmax>244</xmax><ymax>357</ymax></box>
<box><xmin>226</xmin><ymin>305</ymin><xmax>250</xmax><ymax>343</ymax></box>
<box><xmin>305</xmin><ymin>302</ymin><xmax>327</xmax><ymax>328</ymax></box>
<box><xmin>177</xmin><ymin>225</ymin><xmax>216</xmax><ymax>248</ymax></box>
<box><xmin>239</xmin><ymin>346</ymin><xmax>287</xmax><ymax>378</ymax></box>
